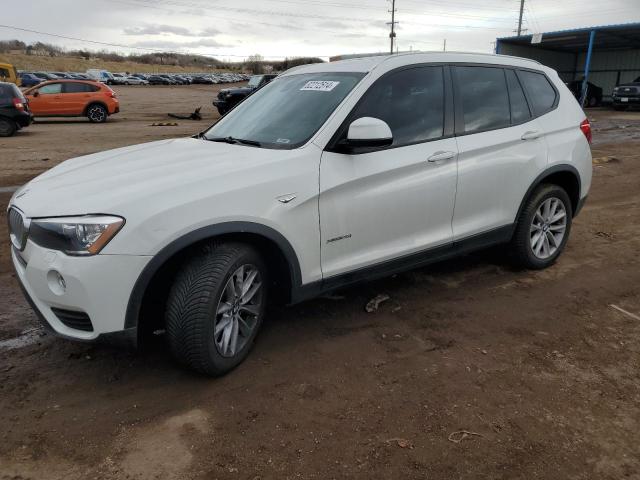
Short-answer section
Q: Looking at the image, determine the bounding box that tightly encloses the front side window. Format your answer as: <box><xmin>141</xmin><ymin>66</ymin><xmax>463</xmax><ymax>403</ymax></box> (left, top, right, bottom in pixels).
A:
<box><xmin>205</xmin><ymin>72</ymin><xmax>365</xmax><ymax>149</ymax></box>
<box><xmin>38</xmin><ymin>83</ymin><xmax>63</xmax><ymax>95</ymax></box>
<box><xmin>348</xmin><ymin>66</ymin><xmax>445</xmax><ymax>147</ymax></box>
<box><xmin>0</xmin><ymin>68</ymin><xmax>9</xmax><ymax>79</ymax></box>
<box><xmin>518</xmin><ymin>70</ymin><xmax>557</xmax><ymax>115</ymax></box>
<box><xmin>506</xmin><ymin>69</ymin><xmax>531</xmax><ymax>123</ymax></box>
<box><xmin>455</xmin><ymin>66</ymin><xmax>510</xmax><ymax>134</ymax></box>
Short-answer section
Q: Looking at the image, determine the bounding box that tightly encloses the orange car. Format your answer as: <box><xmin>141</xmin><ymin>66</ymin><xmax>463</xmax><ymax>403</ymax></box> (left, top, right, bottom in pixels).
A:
<box><xmin>24</xmin><ymin>80</ymin><xmax>120</xmax><ymax>123</ymax></box>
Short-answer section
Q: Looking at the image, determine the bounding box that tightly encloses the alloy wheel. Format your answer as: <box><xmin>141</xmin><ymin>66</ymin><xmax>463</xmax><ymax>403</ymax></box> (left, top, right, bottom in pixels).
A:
<box><xmin>88</xmin><ymin>106</ymin><xmax>106</xmax><ymax>122</ymax></box>
<box><xmin>530</xmin><ymin>197</ymin><xmax>567</xmax><ymax>259</ymax></box>
<box><xmin>214</xmin><ymin>264</ymin><xmax>263</xmax><ymax>358</ymax></box>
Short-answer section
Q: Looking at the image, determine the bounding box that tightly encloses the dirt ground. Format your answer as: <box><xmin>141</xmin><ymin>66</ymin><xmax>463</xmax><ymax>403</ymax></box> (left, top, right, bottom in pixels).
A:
<box><xmin>1</xmin><ymin>88</ymin><xmax>640</xmax><ymax>480</ymax></box>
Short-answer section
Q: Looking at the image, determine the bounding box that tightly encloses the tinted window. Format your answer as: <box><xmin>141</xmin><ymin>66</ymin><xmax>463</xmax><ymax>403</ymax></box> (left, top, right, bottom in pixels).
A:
<box><xmin>64</xmin><ymin>82</ymin><xmax>98</xmax><ymax>93</ymax></box>
<box><xmin>518</xmin><ymin>70</ymin><xmax>556</xmax><ymax>115</ymax></box>
<box><xmin>456</xmin><ymin>66</ymin><xmax>510</xmax><ymax>133</ymax></box>
<box><xmin>350</xmin><ymin>66</ymin><xmax>445</xmax><ymax>147</ymax></box>
<box><xmin>38</xmin><ymin>83</ymin><xmax>63</xmax><ymax>94</ymax></box>
<box><xmin>505</xmin><ymin>69</ymin><xmax>531</xmax><ymax>123</ymax></box>
<box><xmin>0</xmin><ymin>85</ymin><xmax>13</xmax><ymax>105</ymax></box>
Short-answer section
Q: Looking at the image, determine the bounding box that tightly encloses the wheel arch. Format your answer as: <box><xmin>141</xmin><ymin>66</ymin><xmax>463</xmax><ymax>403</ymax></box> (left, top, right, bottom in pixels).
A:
<box><xmin>125</xmin><ymin>222</ymin><xmax>303</xmax><ymax>336</ymax></box>
<box><xmin>515</xmin><ymin>164</ymin><xmax>582</xmax><ymax>224</ymax></box>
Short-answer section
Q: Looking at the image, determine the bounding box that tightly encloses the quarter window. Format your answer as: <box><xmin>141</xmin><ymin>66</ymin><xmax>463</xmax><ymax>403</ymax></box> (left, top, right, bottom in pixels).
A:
<box><xmin>349</xmin><ymin>66</ymin><xmax>445</xmax><ymax>147</ymax></box>
<box><xmin>38</xmin><ymin>83</ymin><xmax>63</xmax><ymax>94</ymax></box>
<box><xmin>505</xmin><ymin>69</ymin><xmax>531</xmax><ymax>123</ymax></box>
<box><xmin>518</xmin><ymin>70</ymin><xmax>557</xmax><ymax>115</ymax></box>
<box><xmin>455</xmin><ymin>66</ymin><xmax>510</xmax><ymax>133</ymax></box>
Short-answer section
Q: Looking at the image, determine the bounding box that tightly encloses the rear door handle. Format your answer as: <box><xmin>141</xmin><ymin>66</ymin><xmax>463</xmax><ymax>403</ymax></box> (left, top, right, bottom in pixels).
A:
<box><xmin>521</xmin><ymin>130</ymin><xmax>541</xmax><ymax>140</ymax></box>
<box><xmin>427</xmin><ymin>151</ymin><xmax>456</xmax><ymax>163</ymax></box>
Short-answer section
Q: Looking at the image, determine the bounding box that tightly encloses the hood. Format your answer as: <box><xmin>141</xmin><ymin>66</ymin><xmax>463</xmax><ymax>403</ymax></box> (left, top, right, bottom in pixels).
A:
<box><xmin>12</xmin><ymin>138</ymin><xmax>302</xmax><ymax>217</ymax></box>
<box><xmin>220</xmin><ymin>86</ymin><xmax>253</xmax><ymax>95</ymax></box>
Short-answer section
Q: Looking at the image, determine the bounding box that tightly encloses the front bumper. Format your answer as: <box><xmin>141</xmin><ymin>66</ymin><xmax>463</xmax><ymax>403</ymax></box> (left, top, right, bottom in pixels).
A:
<box><xmin>12</xmin><ymin>240</ymin><xmax>151</xmax><ymax>343</ymax></box>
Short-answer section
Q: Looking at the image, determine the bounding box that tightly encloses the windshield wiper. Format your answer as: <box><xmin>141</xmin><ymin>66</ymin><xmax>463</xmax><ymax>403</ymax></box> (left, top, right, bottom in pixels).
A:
<box><xmin>206</xmin><ymin>136</ymin><xmax>261</xmax><ymax>147</ymax></box>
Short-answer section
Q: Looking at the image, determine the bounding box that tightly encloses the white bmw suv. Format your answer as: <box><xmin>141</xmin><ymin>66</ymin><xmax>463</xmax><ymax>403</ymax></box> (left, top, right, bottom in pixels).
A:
<box><xmin>8</xmin><ymin>53</ymin><xmax>592</xmax><ymax>375</ymax></box>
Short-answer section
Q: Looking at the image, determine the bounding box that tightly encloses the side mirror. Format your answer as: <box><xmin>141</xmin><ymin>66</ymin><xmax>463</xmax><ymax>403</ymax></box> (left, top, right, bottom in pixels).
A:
<box><xmin>32</xmin><ymin>91</ymin><xmax>39</xmax><ymax>97</ymax></box>
<box><xmin>345</xmin><ymin>117</ymin><xmax>393</xmax><ymax>149</ymax></box>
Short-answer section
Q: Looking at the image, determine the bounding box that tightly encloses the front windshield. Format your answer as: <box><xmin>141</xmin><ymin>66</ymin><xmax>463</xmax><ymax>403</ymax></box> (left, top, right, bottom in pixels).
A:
<box><xmin>205</xmin><ymin>71</ymin><xmax>365</xmax><ymax>149</ymax></box>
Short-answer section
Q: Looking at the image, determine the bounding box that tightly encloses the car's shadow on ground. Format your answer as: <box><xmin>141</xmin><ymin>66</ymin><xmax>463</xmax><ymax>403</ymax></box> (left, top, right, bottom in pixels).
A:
<box><xmin>65</xmin><ymin>245</ymin><xmax>516</xmax><ymax>384</ymax></box>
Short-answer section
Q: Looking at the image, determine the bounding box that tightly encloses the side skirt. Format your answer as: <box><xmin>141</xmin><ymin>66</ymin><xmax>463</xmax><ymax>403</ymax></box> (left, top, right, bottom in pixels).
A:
<box><xmin>291</xmin><ymin>224</ymin><xmax>514</xmax><ymax>303</ymax></box>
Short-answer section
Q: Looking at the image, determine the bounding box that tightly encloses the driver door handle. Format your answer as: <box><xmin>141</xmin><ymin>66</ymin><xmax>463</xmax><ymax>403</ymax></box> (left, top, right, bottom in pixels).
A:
<box><xmin>521</xmin><ymin>130</ymin><xmax>541</xmax><ymax>141</ymax></box>
<box><xmin>427</xmin><ymin>151</ymin><xmax>456</xmax><ymax>163</ymax></box>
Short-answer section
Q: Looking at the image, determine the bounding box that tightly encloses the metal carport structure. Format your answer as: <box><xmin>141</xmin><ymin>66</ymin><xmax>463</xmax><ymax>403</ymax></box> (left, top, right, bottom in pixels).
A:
<box><xmin>496</xmin><ymin>23</ymin><xmax>640</xmax><ymax>105</ymax></box>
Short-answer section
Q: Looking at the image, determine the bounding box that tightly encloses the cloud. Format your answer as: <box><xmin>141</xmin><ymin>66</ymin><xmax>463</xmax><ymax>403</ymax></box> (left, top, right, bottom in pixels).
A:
<box><xmin>124</xmin><ymin>24</ymin><xmax>220</xmax><ymax>37</ymax></box>
<box><xmin>130</xmin><ymin>39</ymin><xmax>230</xmax><ymax>50</ymax></box>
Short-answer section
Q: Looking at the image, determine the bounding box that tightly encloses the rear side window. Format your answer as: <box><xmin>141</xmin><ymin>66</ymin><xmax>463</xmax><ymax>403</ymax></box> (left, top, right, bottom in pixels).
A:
<box><xmin>0</xmin><ymin>85</ymin><xmax>12</xmax><ymax>105</ymax></box>
<box><xmin>518</xmin><ymin>70</ymin><xmax>557</xmax><ymax>115</ymax></box>
<box><xmin>505</xmin><ymin>69</ymin><xmax>531</xmax><ymax>123</ymax></box>
<box><xmin>64</xmin><ymin>82</ymin><xmax>99</xmax><ymax>93</ymax></box>
<box><xmin>350</xmin><ymin>66</ymin><xmax>445</xmax><ymax>147</ymax></box>
<box><xmin>455</xmin><ymin>66</ymin><xmax>510</xmax><ymax>133</ymax></box>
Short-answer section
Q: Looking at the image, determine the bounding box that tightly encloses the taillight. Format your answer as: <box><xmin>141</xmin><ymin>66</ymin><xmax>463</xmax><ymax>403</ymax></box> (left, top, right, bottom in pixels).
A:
<box><xmin>12</xmin><ymin>98</ymin><xmax>25</xmax><ymax>111</ymax></box>
<box><xmin>580</xmin><ymin>118</ymin><xmax>592</xmax><ymax>144</ymax></box>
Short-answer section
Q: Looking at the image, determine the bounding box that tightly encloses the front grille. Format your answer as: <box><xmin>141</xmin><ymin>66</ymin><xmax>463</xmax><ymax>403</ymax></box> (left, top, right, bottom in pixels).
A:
<box><xmin>51</xmin><ymin>308</ymin><xmax>94</xmax><ymax>332</ymax></box>
<box><xmin>8</xmin><ymin>207</ymin><xmax>28</xmax><ymax>251</ymax></box>
<box><xmin>620</xmin><ymin>87</ymin><xmax>638</xmax><ymax>94</ymax></box>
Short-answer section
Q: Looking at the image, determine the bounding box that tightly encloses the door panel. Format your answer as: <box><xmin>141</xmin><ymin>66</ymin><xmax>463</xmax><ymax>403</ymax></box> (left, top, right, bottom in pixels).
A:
<box><xmin>453</xmin><ymin>121</ymin><xmax>547</xmax><ymax>239</ymax></box>
<box><xmin>451</xmin><ymin>66</ymin><xmax>548</xmax><ymax>240</ymax></box>
<box><xmin>319</xmin><ymin>65</ymin><xmax>457</xmax><ymax>279</ymax></box>
<box><xmin>320</xmin><ymin>139</ymin><xmax>458</xmax><ymax>277</ymax></box>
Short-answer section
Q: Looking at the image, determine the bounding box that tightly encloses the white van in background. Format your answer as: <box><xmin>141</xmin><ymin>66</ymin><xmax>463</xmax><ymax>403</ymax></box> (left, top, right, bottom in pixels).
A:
<box><xmin>86</xmin><ymin>69</ymin><xmax>115</xmax><ymax>84</ymax></box>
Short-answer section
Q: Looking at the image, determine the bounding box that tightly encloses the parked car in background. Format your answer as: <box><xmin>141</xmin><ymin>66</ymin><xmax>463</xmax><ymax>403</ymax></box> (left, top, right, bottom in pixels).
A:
<box><xmin>124</xmin><ymin>76</ymin><xmax>148</xmax><ymax>85</ymax></box>
<box><xmin>0</xmin><ymin>81</ymin><xmax>32</xmax><ymax>136</ymax></box>
<box><xmin>86</xmin><ymin>69</ymin><xmax>115</xmax><ymax>84</ymax></box>
<box><xmin>32</xmin><ymin>72</ymin><xmax>58</xmax><ymax>82</ymax></box>
<box><xmin>213</xmin><ymin>74</ymin><xmax>277</xmax><ymax>115</ymax></box>
<box><xmin>7</xmin><ymin>53</ymin><xmax>592</xmax><ymax>376</ymax></box>
<box><xmin>19</xmin><ymin>73</ymin><xmax>42</xmax><ymax>88</ymax></box>
<box><xmin>0</xmin><ymin>63</ymin><xmax>21</xmax><ymax>86</ymax></box>
<box><xmin>24</xmin><ymin>80</ymin><xmax>119</xmax><ymax>123</ymax></box>
<box><xmin>192</xmin><ymin>75</ymin><xmax>215</xmax><ymax>84</ymax></box>
<box><xmin>612</xmin><ymin>76</ymin><xmax>640</xmax><ymax>110</ymax></box>
<box><xmin>110</xmin><ymin>73</ymin><xmax>128</xmax><ymax>85</ymax></box>
<box><xmin>566</xmin><ymin>80</ymin><xmax>602</xmax><ymax>107</ymax></box>
<box><xmin>148</xmin><ymin>75</ymin><xmax>172</xmax><ymax>85</ymax></box>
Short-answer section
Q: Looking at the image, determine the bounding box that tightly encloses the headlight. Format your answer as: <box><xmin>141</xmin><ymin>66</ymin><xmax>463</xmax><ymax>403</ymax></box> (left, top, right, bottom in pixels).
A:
<box><xmin>29</xmin><ymin>215</ymin><xmax>124</xmax><ymax>256</ymax></box>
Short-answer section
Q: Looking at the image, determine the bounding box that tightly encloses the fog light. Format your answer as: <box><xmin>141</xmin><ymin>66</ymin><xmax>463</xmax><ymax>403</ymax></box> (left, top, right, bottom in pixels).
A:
<box><xmin>47</xmin><ymin>270</ymin><xmax>66</xmax><ymax>295</ymax></box>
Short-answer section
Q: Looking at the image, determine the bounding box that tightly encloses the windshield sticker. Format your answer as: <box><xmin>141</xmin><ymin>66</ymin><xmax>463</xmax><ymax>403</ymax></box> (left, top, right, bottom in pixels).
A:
<box><xmin>300</xmin><ymin>80</ymin><xmax>340</xmax><ymax>92</ymax></box>
<box><xmin>276</xmin><ymin>138</ymin><xmax>291</xmax><ymax>144</ymax></box>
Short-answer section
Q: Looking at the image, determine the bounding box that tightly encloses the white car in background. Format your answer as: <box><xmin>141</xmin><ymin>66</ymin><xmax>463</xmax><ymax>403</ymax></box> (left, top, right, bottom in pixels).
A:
<box><xmin>9</xmin><ymin>52</ymin><xmax>592</xmax><ymax>375</ymax></box>
<box><xmin>124</xmin><ymin>76</ymin><xmax>149</xmax><ymax>85</ymax></box>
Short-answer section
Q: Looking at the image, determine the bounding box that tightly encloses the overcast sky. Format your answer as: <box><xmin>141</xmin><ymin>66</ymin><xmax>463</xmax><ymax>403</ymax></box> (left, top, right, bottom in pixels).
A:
<box><xmin>1</xmin><ymin>0</ymin><xmax>638</xmax><ymax>61</ymax></box>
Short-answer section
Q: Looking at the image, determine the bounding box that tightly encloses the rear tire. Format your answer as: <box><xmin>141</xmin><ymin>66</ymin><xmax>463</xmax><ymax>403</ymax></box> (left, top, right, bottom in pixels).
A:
<box><xmin>510</xmin><ymin>184</ymin><xmax>573</xmax><ymax>269</ymax></box>
<box><xmin>87</xmin><ymin>104</ymin><xmax>108</xmax><ymax>123</ymax></box>
<box><xmin>166</xmin><ymin>242</ymin><xmax>267</xmax><ymax>376</ymax></box>
<box><xmin>0</xmin><ymin>117</ymin><xmax>17</xmax><ymax>137</ymax></box>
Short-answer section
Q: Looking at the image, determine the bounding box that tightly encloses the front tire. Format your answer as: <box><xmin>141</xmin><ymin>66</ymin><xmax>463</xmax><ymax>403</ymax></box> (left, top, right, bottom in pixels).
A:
<box><xmin>166</xmin><ymin>243</ymin><xmax>267</xmax><ymax>376</ymax></box>
<box><xmin>510</xmin><ymin>184</ymin><xmax>573</xmax><ymax>269</ymax></box>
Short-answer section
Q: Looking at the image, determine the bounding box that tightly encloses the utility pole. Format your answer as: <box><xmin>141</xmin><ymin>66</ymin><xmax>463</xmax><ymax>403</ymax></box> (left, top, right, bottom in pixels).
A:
<box><xmin>517</xmin><ymin>0</ymin><xmax>525</xmax><ymax>36</ymax></box>
<box><xmin>387</xmin><ymin>0</ymin><xmax>398</xmax><ymax>54</ymax></box>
